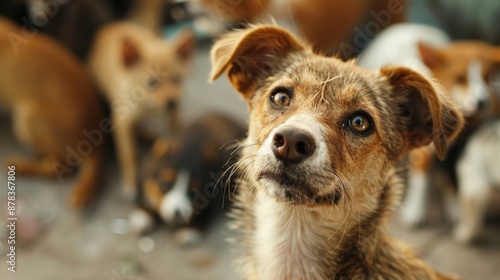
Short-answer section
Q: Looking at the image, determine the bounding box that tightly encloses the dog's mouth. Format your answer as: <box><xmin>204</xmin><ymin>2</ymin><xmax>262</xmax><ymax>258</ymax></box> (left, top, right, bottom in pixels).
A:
<box><xmin>257</xmin><ymin>170</ymin><xmax>342</xmax><ymax>206</ymax></box>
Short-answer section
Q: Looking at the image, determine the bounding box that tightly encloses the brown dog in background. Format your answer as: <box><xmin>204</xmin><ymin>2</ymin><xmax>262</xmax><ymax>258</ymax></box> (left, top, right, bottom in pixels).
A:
<box><xmin>210</xmin><ymin>25</ymin><xmax>462</xmax><ymax>279</ymax></box>
<box><xmin>199</xmin><ymin>0</ymin><xmax>405</xmax><ymax>58</ymax></box>
<box><xmin>0</xmin><ymin>17</ymin><xmax>105</xmax><ymax>207</ymax></box>
<box><xmin>88</xmin><ymin>22</ymin><xmax>195</xmax><ymax>199</ymax></box>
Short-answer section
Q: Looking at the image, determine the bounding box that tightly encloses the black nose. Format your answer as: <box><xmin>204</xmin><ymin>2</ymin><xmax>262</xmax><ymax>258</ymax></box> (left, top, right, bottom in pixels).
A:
<box><xmin>477</xmin><ymin>99</ymin><xmax>487</xmax><ymax>109</ymax></box>
<box><xmin>166</xmin><ymin>99</ymin><xmax>178</xmax><ymax>110</ymax></box>
<box><xmin>272</xmin><ymin>126</ymin><xmax>316</xmax><ymax>164</ymax></box>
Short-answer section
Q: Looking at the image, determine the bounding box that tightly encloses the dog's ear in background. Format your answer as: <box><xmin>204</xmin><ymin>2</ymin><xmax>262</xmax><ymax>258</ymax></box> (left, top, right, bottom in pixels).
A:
<box><xmin>209</xmin><ymin>26</ymin><xmax>305</xmax><ymax>99</ymax></box>
<box><xmin>173</xmin><ymin>29</ymin><xmax>196</xmax><ymax>62</ymax></box>
<box><xmin>381</xmin><ymin>66</ymin><xmax>464</xmax><ymax>159</ymax></box>
<box><xmin>417</xmin><ymin>42</ymin><xmax>447</xmax><ymax>69</ymax></box>
<box><xmin>123</xmin><ymin>38</ymin><xmax>141</xmax><ymax>67</ymax></box>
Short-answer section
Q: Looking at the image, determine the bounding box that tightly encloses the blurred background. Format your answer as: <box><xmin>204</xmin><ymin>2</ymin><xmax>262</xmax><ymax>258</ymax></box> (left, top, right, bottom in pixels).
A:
<box><xmin>0</xmin><ymin>0</ymin><xmax>499</xmax><ymax>279</ymax></box>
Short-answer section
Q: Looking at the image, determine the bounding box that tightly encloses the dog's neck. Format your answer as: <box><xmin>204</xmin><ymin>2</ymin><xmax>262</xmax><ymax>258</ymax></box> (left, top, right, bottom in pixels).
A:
<box><xmin>244</xmin><ymin>171</ymin><xmax>418</xmax><ymax>279</ymax></box>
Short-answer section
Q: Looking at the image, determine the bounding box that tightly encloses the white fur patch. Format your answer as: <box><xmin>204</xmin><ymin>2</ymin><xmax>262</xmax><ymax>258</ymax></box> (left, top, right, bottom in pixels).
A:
<box><xmin>159</xmin><ymin>169</ymin><xmax>193</xmax><ymax>224</ymax></box>
<box><xmin>253</xmin><ymin>194</ymin><xmax>325</xmax><ymax>279</ymax></box>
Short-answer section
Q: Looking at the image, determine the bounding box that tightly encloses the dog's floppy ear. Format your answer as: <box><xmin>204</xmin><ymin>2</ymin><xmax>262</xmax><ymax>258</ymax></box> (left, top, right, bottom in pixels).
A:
<box><xmin>209</xmin><ymin>25</ymin><xmax>305</xmax><ymax>99</ymax></box>
<box><xmin>417</xmin><ymin>42</ymin><xmax>447</xmax><ymax>69</ymax></box>
<box><xmin>123</xmin><ymin>39</ymin><xmax>140</xmax><ymax>67</ymax></box>
<box><xmin>381</xmin><ymin>67</ymin><xmax>464</xmax><ymax>159</ymax></box>
<box><xmin>173</xmin><ymin>29</ymin><xmax>195</xmax><ymax>62</ymax></box>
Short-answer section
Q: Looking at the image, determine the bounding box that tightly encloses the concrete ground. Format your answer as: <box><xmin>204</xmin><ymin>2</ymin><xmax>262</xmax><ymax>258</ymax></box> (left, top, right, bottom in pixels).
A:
<box><xmin>1</xmin><ymin>42</ymin><xmax>500</xmax><ymax>280</ymax></box>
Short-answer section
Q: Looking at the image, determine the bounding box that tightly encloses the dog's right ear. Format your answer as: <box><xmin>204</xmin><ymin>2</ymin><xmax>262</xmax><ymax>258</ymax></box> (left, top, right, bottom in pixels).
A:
<box><xmin>209</xmin><ymin>26</ymin><xmax>305</xmax><ymax>99</ymax></box>
<box><xmin>123</xmin><ymin>39</ymin><xmax>140</xmax><ymax>67</ymax></box>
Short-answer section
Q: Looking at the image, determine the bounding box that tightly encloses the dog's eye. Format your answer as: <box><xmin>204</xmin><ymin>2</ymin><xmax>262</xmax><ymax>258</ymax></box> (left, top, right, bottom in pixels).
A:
<box><xmin>147</xmin><ymin>77</ymin><xmax>160</xmax><ymax>89</ymax></box>
<box><xmin>348</xmin><ymin>113</ymin><xmax>373</xmax><ymax>134</ymax></box>
<box><xmin>270</xmin><ymin>88</ymin><xmax>292</xmax><ymax>107</ymax></box>
<box><xmin>170</xmin><ymin>74</ymin><xmax>182</xmax><ymax>85</ymax></box>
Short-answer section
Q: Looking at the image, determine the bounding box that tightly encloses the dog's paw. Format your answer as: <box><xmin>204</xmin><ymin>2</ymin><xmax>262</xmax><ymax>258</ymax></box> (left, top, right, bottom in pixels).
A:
<box><xmin>400</xmin><ymin>204</ymin><xmax>427</xmax><ymax>228</ymax></box>
<box><xmin>453</xmin><ymin>224</ymin><xmax>477</xmax><ymax>244</ymax></box>
<box><xmin>129</xmin><ymin>209</ymin><xmax>155</xmax><ymax>234</ymax></box>
<box><xmin>173</xmin><ymin>228</ymin><xmax>202</xmax><ymax>247</ymax></box>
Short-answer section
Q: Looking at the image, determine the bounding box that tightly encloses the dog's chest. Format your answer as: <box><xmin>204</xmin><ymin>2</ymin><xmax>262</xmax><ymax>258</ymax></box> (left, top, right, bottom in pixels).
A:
<box><xmin>252</xmin><ymin>195</ymin><xmax>332</xmax><ymax>280</ymax></box>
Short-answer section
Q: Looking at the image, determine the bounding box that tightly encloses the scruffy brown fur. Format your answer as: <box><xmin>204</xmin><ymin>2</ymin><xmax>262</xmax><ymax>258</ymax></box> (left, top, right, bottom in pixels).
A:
<box><xmin>210</xmin><ymin>25</ymin><xmax>463</xmax><ymax>279</ymax></box>
<box><xmin>0</xmin><ymin>18</ymin><xmax>105</xmax><ymax>207</ymax></box>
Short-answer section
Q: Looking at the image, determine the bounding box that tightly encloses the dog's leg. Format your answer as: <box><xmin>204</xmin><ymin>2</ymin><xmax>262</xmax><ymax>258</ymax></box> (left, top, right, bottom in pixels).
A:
<box><xmin>401</xmin><ymin>169</ymin><xmax>430</xmax><ymax>227</ymax></box>
<box><xmin>113</xmin><ymin>114</ymin><xmax>139</xmax><ymax>199</ymax></box>
<box><xmin>5</xmin><ymin>156</ymin><xmax>61</xmax><ymax>178</ymax></box>
<box><xmin>454</xmin><ymin>160</ymin><xmax>489</xmax><ymax>243</ymax></box>
<box><xmin>442</xmin><ymin>185</ymin><xmax>460</xmax><ymax>224</ymax></box>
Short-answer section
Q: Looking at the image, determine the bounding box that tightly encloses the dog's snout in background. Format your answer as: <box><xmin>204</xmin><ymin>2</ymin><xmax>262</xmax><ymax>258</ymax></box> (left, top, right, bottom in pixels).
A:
<box><xmin>271</xmin><ymin>125</ymin><xmax>316</xmax><ymax>164</ymax></box>
<box><xmin>159</xmin><ymin>169</ymin><xmax>194</xmax><ymax>225</ymax></box>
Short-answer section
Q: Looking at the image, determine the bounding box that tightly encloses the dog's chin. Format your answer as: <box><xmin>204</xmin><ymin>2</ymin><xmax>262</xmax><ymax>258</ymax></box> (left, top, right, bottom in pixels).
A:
<box><xmin>256</xmin><ymin>171</ymin><xmax>342</xmax><ymax>207</ymax></box>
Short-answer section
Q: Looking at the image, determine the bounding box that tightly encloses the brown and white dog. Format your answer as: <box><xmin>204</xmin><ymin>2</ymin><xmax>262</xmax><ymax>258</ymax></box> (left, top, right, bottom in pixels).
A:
<box><xmin>0</xmin><ymin>17</ymin><xmax>105</xmax><ymax>207</ymax></box>
<box><xmin>129</xmin><ymin>114</ymin><xmax>246</xmax><ymax>245</ymax></box>
<box><xmin>358</xmin><ymin>24</ymin><xmax>500</xmax><ymax>227</ymax></box>
<box><xmin>88</xmin><ymin>22</ymin><xmax>195</xmax><ymax>198</ymax></box>
<box><xmin>210</xmin><ymin>25</ymin><xmax>463</xmax><ymax>279</ymax></box>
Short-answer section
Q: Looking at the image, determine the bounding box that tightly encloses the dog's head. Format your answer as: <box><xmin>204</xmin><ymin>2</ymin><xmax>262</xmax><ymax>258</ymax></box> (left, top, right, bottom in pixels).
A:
<box><xmin>140</xmin><ymin>137</ymin><xmax>222</xmax><ymax>226</ymax></box>
<box><xmin>210</xmin><ymin>25</ymin><xmax>463</xmax><ymax>208</ymax></box>
<box><xmin>418</xmin><ymin>41</ymin><xmax>500</xmax><ymax>118</ymax></box>
<box><xmin>121</xmin><ymin>29</ymin><xmax>194</xmax><ymax>114</ymax></box>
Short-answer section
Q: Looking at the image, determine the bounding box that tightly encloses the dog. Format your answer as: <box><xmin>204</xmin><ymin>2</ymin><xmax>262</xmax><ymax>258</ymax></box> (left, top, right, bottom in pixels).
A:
<box><xmin>129</xmin><ymin>114</ymin><xmax>246</xmax><ymax>245</ymax></box>
<box><xmin>209</xmin><ymin>25</ymin><xmax>463</xmax><ymax>279</ymax></box>
<box><xmin>358</xmin><ymin>23</ymin><xmax>500</xmax><ymax>227</ymax></box>
<box><xmin>88</xmin><ymin>22</ymin><xmax>195</xmax><ymax>199</ymax></box>
<box><xmin>0</xmin><ymin>17</ymin><xmax>105</xmax><ymax>207</ymax></box>
<box><xmin>454</xmin><ymin>119</ymin><xmax>500</xmax><ymax>243</ymax></box>
<box><xmin>197</xmin><ymin>0</ymin><xmax>405</xmax><ymax>58</ymax></box>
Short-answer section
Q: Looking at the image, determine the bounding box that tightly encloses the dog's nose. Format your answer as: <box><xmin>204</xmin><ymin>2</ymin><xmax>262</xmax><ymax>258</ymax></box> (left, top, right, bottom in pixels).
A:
<box><xmin>477</xmin><ymin>99</ymin><xmax>488</xmax><ymax>109</ymax></box>
<box><xmin>272</xmin><ymin>126</ymin><xmax>316</xmax><ymax>164</ymax></box>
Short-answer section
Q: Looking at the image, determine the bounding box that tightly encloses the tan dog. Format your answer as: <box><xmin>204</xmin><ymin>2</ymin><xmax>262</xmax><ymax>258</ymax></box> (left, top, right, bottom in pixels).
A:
<box><xmin>0</xmin><ymin>18</ymin><xmax>105</xmax><ymax>207</ymax></box>
<box><xmin>210</xmin><ymin>25</ymin><xmax>463</xmax><ymax>279</ymax></box>
<box><xmin>88</xmin><ymin>22</ymin><xmax>194</xmax><ymax>198</ymax></box>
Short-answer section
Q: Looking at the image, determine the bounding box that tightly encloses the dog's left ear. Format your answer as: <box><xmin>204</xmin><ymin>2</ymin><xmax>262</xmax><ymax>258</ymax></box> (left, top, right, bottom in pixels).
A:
<box><xmin>209</xmin><ymin>26</ymin><xmax>305</xmax><ymax>99</ymax></box>
<box><xmin>173</xmin><ymin>29</ymin><xmax>195</xmax><ymax>62</ymax></box>
<box><xmin>417</xmin><ymin>42</ymin><xmax>447</xmax><ymax>69</ymax></box>
<box><xmin>381</xmin><ymin>67</ymin><xmax>464</xmax><ymax>159</ymax></box>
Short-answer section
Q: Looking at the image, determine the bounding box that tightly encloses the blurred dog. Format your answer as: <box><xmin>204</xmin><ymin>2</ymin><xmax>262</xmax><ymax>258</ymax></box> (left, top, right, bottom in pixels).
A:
<box><xmin>88</xmin><ymin>22</ymin><xmax>194</xmax><ymax>199</ymax></box>
<box><xmin>0</xmin><ymin>18</ymin><xmax>105</xmax><ymax>207</ymax></box>
<box><xmin>210</xmin><ymin>25</ymin><xmax>462</xmax><ymax>279</ymax></box>
<box><xmin>129</xmin><ymin>114</ymin><xmax>246</xmax><ymax>245</ymax></box>
<box><xmin>358</xmin><ymin>23</ymin><xmax>500</xmax><ymax>227</ymax></box>
<box><xmin>455</xmin><ymin>119</ymin><xmax>500</xmax><ymax>243</ymax></box>
<box><xmin>197</xmin><ymin>0</ymin><xmax>405</xmax><ymax>58</ymax></box>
